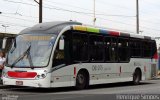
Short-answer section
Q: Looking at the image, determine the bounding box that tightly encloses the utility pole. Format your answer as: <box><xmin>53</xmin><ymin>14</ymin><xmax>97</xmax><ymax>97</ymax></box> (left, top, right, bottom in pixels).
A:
<box><xmin>39</xmin><ymin>0</ymin><xmax>42</xmax><ymax>23</ymax></box>
<box><xmin>136</xmin><ymin>0</ymin><xmax>139</xmax><ymax>34</ymax></box>
<box><xmin>93</xmin><ymin>0</ymin><xmax>96</xmax><ymax>26</ymax></box>
<box><xmin>34</xmin><ymin>0</ymin><xmax>42</xmax><ymax>23</ymax></box>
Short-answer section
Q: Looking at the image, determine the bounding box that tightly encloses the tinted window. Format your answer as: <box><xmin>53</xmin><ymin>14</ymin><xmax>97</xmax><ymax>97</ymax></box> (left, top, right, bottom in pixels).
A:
<box><xmin>89</xmin><ymin>35</ymin><xmax>104</xmax><ymax>61</ymax></box>
<box><xmin>151</xmin><ymin>41</ymin><xmax>157</xmax><ymax>58</ymax></box>
<box><xmin>53</xmin><ymin>37</ymin><xmax>65</xmax><ymax>67</ymax></box>
<box><xmin>143</xmin><ymin>41</ymin><xmax>152</xmax><ymax>58</ymax></box>
<box><xmin>105</xmin><ymin>37</ymin><xmax>117</xmax><ymax>62</ymax></box>
<box><xmin>0</xmin><ymin>38</ymin><xmax>3</xmax><ymax>49</ymax></box>
<box><xmin>72</xmin><ymin>33</ymin><xmax>88</xmax><ymax>61</ymax></box>
<box><xmin>130</xmin><ymin>39</ymin><xmax>142</xmax><ymax>57</ymax></box>
<box><xmin>105</xmin><ymin>37</ymin><xmax>111</xmax><ymax>61</ymax></box>
<box><xmin>118</xmin><ymin>38</ymin><xmax>129</xmax><ymax>61</ymax></box>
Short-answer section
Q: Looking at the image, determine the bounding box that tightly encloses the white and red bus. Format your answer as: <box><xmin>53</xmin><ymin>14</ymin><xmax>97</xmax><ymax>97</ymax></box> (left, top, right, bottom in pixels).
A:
<box><xmin>2</xmin><ymin>21</ymin><xmax>158</xmax><ymax>89</ymax></box>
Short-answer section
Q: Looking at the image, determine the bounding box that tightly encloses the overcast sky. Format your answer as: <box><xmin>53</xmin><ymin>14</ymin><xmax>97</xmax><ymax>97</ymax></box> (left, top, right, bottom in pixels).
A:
<box><xmin>0</xmin><ymin>0</ymin><xmax>160</xmax><ymax>38</ymax></box>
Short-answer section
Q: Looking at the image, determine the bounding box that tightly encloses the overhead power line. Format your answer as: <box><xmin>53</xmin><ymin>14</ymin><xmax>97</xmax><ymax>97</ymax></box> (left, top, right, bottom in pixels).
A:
<box><xmin>44</xmin><ymin>0</ymin><xmax>136</xmax><ymax>18</ymax></box>
<box><xmin>3</xmin><ymin>0</ymin><xmax>36</xmax><ymax>6</ymax></box>
<box><xmin>0</xmin><ymin>14</ymin><xmax>36</xmax><ymax>22</ymax></box>
<box><xmin>2</xmin><ymin>0</ymin><xmax>160</xmax><ymax>33</ymax></box>
<box><xmin>4</xmin><ymin>0</ymin><xmax>136</xmax><ymax>18</ymax></box>
<box><xmin>0</xmin><ymin>20</ymin><xmax>30</xmax><ymax>27</ymax></box>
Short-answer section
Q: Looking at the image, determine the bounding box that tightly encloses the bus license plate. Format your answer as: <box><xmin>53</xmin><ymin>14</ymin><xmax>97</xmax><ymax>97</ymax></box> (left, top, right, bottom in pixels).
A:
<box><xmin>16</xmin><ymin>81</ymin><xmax>23</xmax><ymax>86</ymax></box>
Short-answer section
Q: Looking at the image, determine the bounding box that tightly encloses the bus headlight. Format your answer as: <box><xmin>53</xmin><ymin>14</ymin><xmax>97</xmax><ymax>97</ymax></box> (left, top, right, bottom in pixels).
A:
<box><xmin>41</xmin><ymin>74</ymin><xmax>46</xmax><ymax>78</ymax></box>
<box><xmin>36</xmin><ymin>73</ymin><xmax>47</xmax><ymax>79</ymax></box>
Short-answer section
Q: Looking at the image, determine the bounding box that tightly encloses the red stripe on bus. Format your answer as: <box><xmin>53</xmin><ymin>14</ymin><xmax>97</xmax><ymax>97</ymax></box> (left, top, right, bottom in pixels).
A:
<box><xmin>74</xmin><ymin>67</ymin><xmax>76</xmax><ymax>76</ymax></box>
<box><xmin>109</xmin><ymin>31</ymin><xmax>120</xmax><ymax>36</ymax></box>
<box><xmin>7</xmin><ymin>71</ymin><xmax>37</xmax><ymax>78</ymax></box>
<box><xmin>119</xmin><ymin>66</ymin><xmax>121</xmax><ymax>76</ymax></box>
<box><xmin>144</xmin><ymin>66</ymin><xmax>146</xmax><ymax>72</ymax></box>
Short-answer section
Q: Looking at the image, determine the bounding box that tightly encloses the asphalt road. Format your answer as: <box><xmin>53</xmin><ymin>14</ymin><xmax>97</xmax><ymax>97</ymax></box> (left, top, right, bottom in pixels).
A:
<box><xmin>1</xmin><ymin>79</ymin><xmax>160</xmax><ymax>100</ymax></box>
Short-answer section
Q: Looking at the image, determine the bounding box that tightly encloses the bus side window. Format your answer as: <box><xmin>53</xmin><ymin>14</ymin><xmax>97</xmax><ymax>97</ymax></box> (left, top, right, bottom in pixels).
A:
<box><xmin>105</xmin><ymin>37</ymin><xmax>118</xmax><ymax>62</ymax></box>
<box><xmin>130</xmin><ymin>39</ymin><xmax>142</xmax><ymax>57</ymax></box>
<box><xmin>143</xmin><ymin>41</ymin><xmax>152</xmax><ymax>58</ymax></box>
<box><xmin>110</xmin><ymin>37</ymin><xmax>118</xmax><ymax>62</ymax></box>
<box><xmin>52</xmin><ymin>39</ymin><xmax>65</xmax><ymax>67</ymax></box>
<box><xmin>105</xmin><ymin>37</ymin><xmax>111</xmax><ymax>61</ymax></box>
<box><xmin>118</xmin><ymin>38</ymin><xmax>129</xmax><ymax>62</ymax></box>
<box><xmin>151</xmin><ymin>41</ymin><xmax>157</xmax><ymax>58</ymax></box>
<box><xmin>52</xmin><ymin>32</ymin><xmax>72</xmax><ymax>67</ymax></box>
<box><xmin>72</xmin><ymin>32</ymin><xmax>88</xmax><ymax>62</ymax></box>
<box><xmin>89</xmin><ymin>35</ymin><xmax>104</xmax><ymax>62</ymax></box>
<box><xmin>53</xmin><ymin>36</ymin><xmax>65</xmax><ymax>67</ymax></box>
<box><xmin>0</xmin><ymin>38</ymin><xmax>3</xmax><ymax>49</ymax></box>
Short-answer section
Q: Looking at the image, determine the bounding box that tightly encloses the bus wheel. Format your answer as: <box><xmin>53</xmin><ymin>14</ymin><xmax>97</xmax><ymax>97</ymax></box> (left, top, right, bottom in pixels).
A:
<box><xmin>76</xmin><ymin>71</ymin><xmax>88</xmax><ymax>90</ymax></box>
<box><xmin>133</xmin><ymin>69</ymin><xmax>141</xmax><ymax>85</ymax></box>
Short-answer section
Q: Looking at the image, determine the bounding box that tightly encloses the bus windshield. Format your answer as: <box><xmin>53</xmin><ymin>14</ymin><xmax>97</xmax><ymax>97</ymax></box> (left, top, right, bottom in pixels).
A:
<box><xmin>6</xmin><ymin>34</ymin><xmax>57</xmax><ymax>68</ymax></box>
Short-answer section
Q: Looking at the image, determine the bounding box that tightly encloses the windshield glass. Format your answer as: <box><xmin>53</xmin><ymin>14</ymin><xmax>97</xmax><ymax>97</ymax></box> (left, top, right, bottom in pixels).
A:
<box><xmin>6</xmin><ymin>34</ymin><xmax>57</xmax><ymax>67</ymax></box>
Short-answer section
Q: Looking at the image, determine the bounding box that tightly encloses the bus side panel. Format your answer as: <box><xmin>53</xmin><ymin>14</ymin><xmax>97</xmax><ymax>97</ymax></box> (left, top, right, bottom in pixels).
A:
<box><xmin>50</xmin><ymin>56</ymin><xmax>157</xmax><ymax>88</ymax></box>
<box><xmin>50</xmin><ymin>62</ymin><xmax>138</xmax><ymax>88</ymax></box>
<box><xmin>51</xmin><ymin>65</ymin><xmax>73</xmax><ymax>87</ymax></box>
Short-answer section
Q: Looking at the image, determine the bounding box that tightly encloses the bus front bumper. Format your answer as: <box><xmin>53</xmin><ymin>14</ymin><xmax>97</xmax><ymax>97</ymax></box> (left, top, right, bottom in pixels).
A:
<box><xmin>2</xmin><ymin>77</ymin><xmax>51</xmax><ymax>88</ymax></box>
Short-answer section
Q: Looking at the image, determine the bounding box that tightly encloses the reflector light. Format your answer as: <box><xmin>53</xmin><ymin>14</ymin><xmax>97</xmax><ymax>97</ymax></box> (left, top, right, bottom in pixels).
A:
<box><xmin>153</xmin><ymin>52</ymin><xmax>158</xmax><ymax>60</ymax></box>
<box><xmin>74</xmin><ymin>67</ymin><xmax>76</xmax><ymax>76</ymax></box>
<box><xmin>7</xmin><ymin>71</ymin><xmax>37</xmax><ymax>78</ymax></box>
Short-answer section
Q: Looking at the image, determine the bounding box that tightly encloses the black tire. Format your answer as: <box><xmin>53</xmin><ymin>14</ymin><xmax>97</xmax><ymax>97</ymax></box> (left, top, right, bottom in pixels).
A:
<box><xmin>76</xmin><ymin>71</ymin><xmax>88</xmax><ymax>90</ymax></box>
<box><xmin>133</xmin><ymin>69</ymin><xmax>141</xmax><ymax>85</ymax></box>
<box><xmin>0</xmin><ymin>79</ymin><xmax>2</xmax><ymax>85</ymax></box>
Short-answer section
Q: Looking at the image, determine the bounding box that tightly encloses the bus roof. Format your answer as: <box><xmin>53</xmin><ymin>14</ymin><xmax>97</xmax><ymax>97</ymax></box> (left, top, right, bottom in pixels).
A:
<box><xmin>20</xmin><ymin>21</ymin><xmax>82</xmax><ymax>35</ymax></box>
<box><xmin>19</xmin><ymin>21</ymin><xmax>154</xmax><ymax>40</ymax></box>
<box><xmin>72</xmin><ymin>25</ymin><xmax>154</xmax><ymax>40</ymax></box>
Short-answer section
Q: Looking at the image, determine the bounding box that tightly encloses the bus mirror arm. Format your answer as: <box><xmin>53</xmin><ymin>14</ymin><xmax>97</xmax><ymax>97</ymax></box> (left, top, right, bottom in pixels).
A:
<box><xmin>59</xmin><ymin>36</ymin><xmax>64</xmax><ymax>50</ymax></box>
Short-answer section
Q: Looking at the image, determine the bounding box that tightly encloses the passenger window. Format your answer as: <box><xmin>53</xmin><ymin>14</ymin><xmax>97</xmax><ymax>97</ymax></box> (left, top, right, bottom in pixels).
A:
<box><xmin>52</xmin><ymin>39</ymin><xmax>65</xmax><ymax>67</ymax></box>
<box><xmin>110</xmin><ymin>37</ymin><xmax>118</xmax><ymax>62</ymax></box>
<box><xmin>72</xmin><ymin>33</ymin><xmax>88</xmax><ymax>61</ymax></box>
<box><xmin>143</xmin><ymin>41</ymin><xmax>151</xmax><ymax>58</ymax></box>
<box><xmin>151</xmin><ymin>41</ymin><xmax>157</xmax><ymax>58</ymax></box>
<box><xmin>105</xmin><ymin>37</ymin><xmax>118</xmax><ymax>62</ymax></box>
<box><xmin>0</xmin><ymin>38</ymin><xmax>3</xmax><ymax>49</ymax></box>
<box><xmin>130</xmin><ymin>39</ymin><xmax>142</xmax><ymax>57</ymax></box>
<box><xmin>118</xmin><ymin>38</ymin><xmax>129</xmax><ymax>61</ymax></box>
<box><xmin>105</xmin><ymin>37</ymin><xmax>111</xmax><ymax>61</ymax></box>
<box><xmin>89</xmin><ymin>35</ymin><xmax>104</xmax><ymax>62</ymax></box>
<box><xmin>53</xmin><ymin>32</ymin><xmax>72</xmax><ymax>67</ymax></box>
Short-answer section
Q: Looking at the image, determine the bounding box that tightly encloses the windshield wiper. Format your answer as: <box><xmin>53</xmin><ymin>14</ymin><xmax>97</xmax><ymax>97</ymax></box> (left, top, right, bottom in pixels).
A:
<box><xmin>27</xmin><ymin>48</ymin><xmax>34</xmax><ymax>69</ymax></box>
<box><xmin>11</xmin><ymin>44</ymin><xmax>31</xmax><ymax>68</ymax></box>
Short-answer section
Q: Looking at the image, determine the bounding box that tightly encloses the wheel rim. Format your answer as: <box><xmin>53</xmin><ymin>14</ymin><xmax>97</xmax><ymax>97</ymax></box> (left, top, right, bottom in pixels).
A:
<box><xmin>77</xmin><ymin>74</ymin><xmax>85</xmax><ymax>84</ymax></box>
<box><xmin>134</xmin><ymin>73</ymin><xmax>140</xmax><ymax>83</ymax></box>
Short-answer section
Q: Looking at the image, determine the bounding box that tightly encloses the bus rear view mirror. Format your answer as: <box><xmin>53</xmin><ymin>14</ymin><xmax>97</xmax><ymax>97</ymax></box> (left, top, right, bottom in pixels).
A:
<box><xmin>2</xmin><ymin>37</ymin><xmax>7</xmax><ymax>49</ymax></box>
<box><xmin>59</xmin><ymin>36</ymin><xmax>64</xmax><ymax>50</ymax></box>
